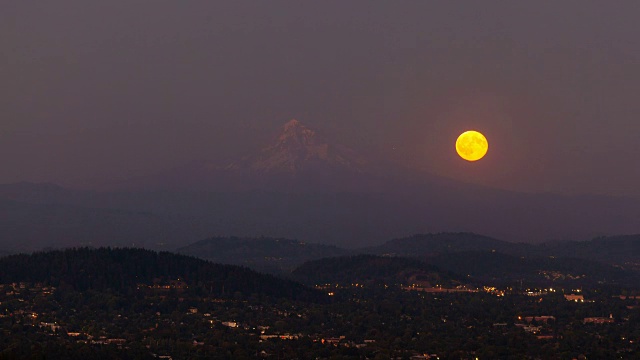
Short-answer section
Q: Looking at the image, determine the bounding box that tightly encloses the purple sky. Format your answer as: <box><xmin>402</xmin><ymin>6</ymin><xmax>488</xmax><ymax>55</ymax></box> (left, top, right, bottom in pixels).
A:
<box><xmin>2</xmin><ymin>1</ymin><xmax>640</xmax><ymax>196</ymax></box>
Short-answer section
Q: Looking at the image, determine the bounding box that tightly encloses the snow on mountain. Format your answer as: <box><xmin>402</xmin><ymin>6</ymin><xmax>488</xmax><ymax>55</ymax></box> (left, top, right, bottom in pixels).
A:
<box><xmin>103</xmin><ymin>119</ymin><xmax>379</xmax><ymax>192</ymax></box>
<box><xmin>227</xmin><ymin>119</ymin><xmax>368</xmax><ymax>175</ymax></box>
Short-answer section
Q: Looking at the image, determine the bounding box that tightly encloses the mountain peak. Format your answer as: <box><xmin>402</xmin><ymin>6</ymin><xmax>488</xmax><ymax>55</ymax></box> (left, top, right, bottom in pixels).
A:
<box><xmin>278</xmin><ymin>119</ymin><xmax>315</xmax><ymax>145</ymax></box>
<box><xmin>283</xmin><ymin>119</ymin><xmax>303</xmax><ymax>131</ymax></box>
<box><xmin>227</xmin><ymin>119</ymin><xmax>366</xmax><ymax>176</ymax></box>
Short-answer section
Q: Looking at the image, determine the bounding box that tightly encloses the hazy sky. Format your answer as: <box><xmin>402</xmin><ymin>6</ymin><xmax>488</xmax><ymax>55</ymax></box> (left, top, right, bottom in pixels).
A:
<box><xmin>2</xmin><ymin>1</ymin><xmax>640</xmax><ymax>196</ymax></box>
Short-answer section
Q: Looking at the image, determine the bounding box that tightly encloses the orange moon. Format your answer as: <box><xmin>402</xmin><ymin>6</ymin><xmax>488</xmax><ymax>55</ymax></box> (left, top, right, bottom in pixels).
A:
<box><xmin>455</xmin><ymin>131</ymin><xmax>488</xmax><ymax>162</ymax></box>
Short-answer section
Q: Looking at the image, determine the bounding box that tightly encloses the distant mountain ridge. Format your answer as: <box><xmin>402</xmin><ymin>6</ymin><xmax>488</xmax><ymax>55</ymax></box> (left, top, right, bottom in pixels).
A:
<box><xmin>0</xmin><ymin>196</ymin><xmax>200</xmax><ymax>251</ymax></box>
<box><xmin>364</xmin><ymin>232</ymin><xmax>539</xmax><ymax>257</ymax></box>
<box><xmin>3</xmin><ymin>119</ymin><xmax>640</xmax><ymax>247</ymax></box>
<box><xmin>5</xmin><ymin>179</ymin><xmax>640</xmax><ymax>248</ymax></box>
<box><xmin>176</xmin><ymin>236</ymin><xmax>349</xmax><ymax>274</ymax></box>
<box><xmin>174</xmin><ymin>232</ymin><xmax>640</xmax><ymax>277</ymax></box>
<box><xmin>366</xmin><ymin>232</ymin><xmax>640</xmax><ymax>265</ymax></box>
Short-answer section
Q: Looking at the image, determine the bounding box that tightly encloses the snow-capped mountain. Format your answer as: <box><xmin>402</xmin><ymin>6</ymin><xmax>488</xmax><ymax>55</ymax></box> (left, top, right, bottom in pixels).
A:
<box><xmin>4</xmin><ymin>119</ymin><xmax>640</xmax><ymax>248</ymax></box>
<box><xmin>227</xmin><ymin>119</ymin><xmax>367</xmax><ymax>175</ymax></box>
<box><xmin>110</xmin><ymin>119</ymin><xmax>386</xmax><ymax>192</ymax></box>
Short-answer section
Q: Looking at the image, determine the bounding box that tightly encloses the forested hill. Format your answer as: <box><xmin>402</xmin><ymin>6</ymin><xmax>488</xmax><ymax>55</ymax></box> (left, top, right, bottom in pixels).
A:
<box><xmin>292</xmin><ymin>254</ymin><xmax>459</xmax><ymax>287</ymax></box>
<box><xmin>0</xmin><ymin>248</ymin><xmax>323</xmax><ymax>302</ymax></box>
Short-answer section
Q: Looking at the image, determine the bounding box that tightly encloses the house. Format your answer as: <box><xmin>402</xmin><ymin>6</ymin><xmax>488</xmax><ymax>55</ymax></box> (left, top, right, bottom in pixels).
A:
<box><xmin>522</xmin><ymin>325</ymin><xmax>542</xmax><ymax>334</ymax></box>
<box><xmin>409</xmin><ymin>354</ymin><xmax>438</xmax><ymax>359</ymax></box>
<box><xmin>106</xmin><ymin>339</ymin><xmax>126</xmax><ymax>345</ymax></box>
<box><xmin>584</xmin><ymin>315</ymin><xmax>614</xmax><ymax>324</ymax></box>
<box><xmin>323</xmin><ymin>337</ymin><xmax>343</xmax><ymax>345</ymax></box>
<box><xmin>564</xmin><ymin>294</ymin><xmax>584</xmax><ymax>302</ymax></box>
<box><xmin>524</xmin><ymin>316</ymin><xmax>555</xmax><ymax>323</ymax></box>
<box><xmin>39</xmin><ymin>322</ymin><xmax>61</xmax><ymax>332</ymax></box>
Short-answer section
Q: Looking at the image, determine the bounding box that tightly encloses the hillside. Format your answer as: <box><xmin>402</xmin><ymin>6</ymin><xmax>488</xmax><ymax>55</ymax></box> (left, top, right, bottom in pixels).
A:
<box><xmin>173</xmin><ymin>233</ymin><xmax>640</xmax><ymax>277</ymax></box>
<box><xmin>0</xmin><ymin>248</ymin><xmax>323</xmax><ymax>302</ymax></box>
<box><xmin>176</xmin><ymin>236</ymin><xmax>349</xmax><ymax>274</ymax></box>
<box><xmin>365</xmin><ymin>232</ymin><xmax>539</xmax><ymax>257</ymax></box>
<box><xmin>426</xmin><ymin>251</ymin><xmax>640</xmax><ymax>287</ymax></box>
<box><xmin>545</xmin><ymin>235</ymin><xmax>640</xmax><ymax>265</ymax></box>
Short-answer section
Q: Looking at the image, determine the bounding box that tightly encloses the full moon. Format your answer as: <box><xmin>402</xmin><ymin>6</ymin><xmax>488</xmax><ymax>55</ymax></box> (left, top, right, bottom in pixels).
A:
<box><xmin>455</xmin><ymin>130</ymin><xmax>488</xmax><ymax>162</ymax></box>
